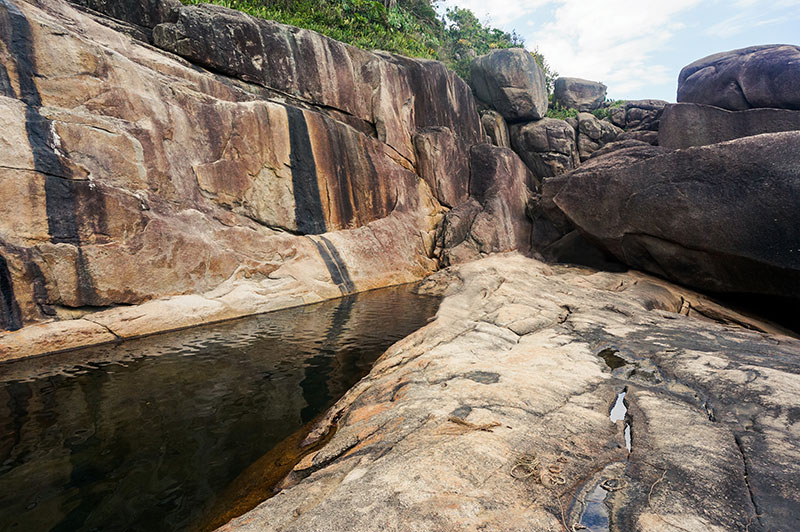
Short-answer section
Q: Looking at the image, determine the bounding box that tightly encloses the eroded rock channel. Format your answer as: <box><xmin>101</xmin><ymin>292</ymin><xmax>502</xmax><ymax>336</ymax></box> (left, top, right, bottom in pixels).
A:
<box><xmin>0</xmin><ymin>284</ymin><xmax>440</xmax><ymax>532</ymax></box>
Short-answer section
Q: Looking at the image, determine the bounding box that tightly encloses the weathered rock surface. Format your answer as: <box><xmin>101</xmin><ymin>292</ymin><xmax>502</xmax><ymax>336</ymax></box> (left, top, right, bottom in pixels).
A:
<box><xmin>545</xmin><ymin>133</ymin><xmax>800</xmax><ymax>299</ymax></box>
<box><xmin>471</xmin><ymin>48</ymin><xmax>548</xmax><ymax>122</ymax></box>
<box><xmin>553</xmin><ymin>77</ymin><xmax>607</xmax><ymax>111</ymax></box>
<box><xmin>659</xmin><ymin>102</ymin><xmax>800</xmax><ymax>149</ymax></box>
<box><xmin>481</xmin><ymin>110</ymin><xmax>510</xmax><ymax>148</ymax></box>
<box><xmin>151</xmin><ymin>3</ymin><xmax>482</xmax><ymax>164</ymax></box>
<box><xmin>221</xmin><ymin>254</ymin><xmax>800</xmax><ymax>532</ymax></box>
<box><xmin>413</xmin><ymin>127</ymin><xmax>470</xmax><ymax>208</ymax></box>
<box><xmin>577</xmin><ymin>112</ymin><xmax>622</xmax><ymax>161</ymax></box>
<box><xmin>69</xmin><ymin>0</ymin><xmax>179</xmax><ymax>30</ymax></box>
<box><xmin>0</xmin><ymin>0</ymin><xmax>518</xmax><ymax>358</ymax></box>
<box><xmin>511</xmin><ymin>118</ymin><xmax>579</xmax><ymax>179</ymax></box>
<box><xmin>436</xmin><ymin>145</ymin><xmax>535</xmax><ymax>266</ymax></box>
<box><xmin>615</xmin><ymin>130</ymin><xmax>658</xmax><ymax>145</ymax></box>
<box><xmin>609</xmin><ymin>100</ymin><xmax>667</xmax><ymax>131</ymax></box>
<box><xmin>678</xmin><ymin>45</ymin><xmax>800</xmax><ymax>111</ymax></box>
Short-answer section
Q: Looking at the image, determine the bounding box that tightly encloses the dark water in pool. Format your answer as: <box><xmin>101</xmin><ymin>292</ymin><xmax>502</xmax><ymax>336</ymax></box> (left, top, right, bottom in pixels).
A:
<box><xmin>0</xmin><ymin>285</ymin><xmax>440</xmax><ymax>532</ymax></box>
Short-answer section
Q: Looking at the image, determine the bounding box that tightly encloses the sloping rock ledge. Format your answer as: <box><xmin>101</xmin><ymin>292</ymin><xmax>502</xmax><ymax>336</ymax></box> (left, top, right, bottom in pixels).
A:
<box><xmin>220</xmin><ymin>254</ymin><xmax>799</xmax><ymax>532</ymax></box>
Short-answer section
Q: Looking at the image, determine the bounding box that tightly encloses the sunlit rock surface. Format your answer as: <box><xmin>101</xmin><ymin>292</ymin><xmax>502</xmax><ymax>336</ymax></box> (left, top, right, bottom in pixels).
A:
<box><xmin>220</xmin><ymin>254</ymin><xmax>799</xmax><ymax>532</ymax></box>
<box><xmin>0</xmin><ymin>0</ymin><xmax>538</xmax><ymax>358</ymax></box>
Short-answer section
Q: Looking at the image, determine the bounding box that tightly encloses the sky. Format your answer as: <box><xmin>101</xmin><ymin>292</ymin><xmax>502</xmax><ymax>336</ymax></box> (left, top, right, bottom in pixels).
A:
<box><xmin>436</xmin><ymin>0</ymin><xmax>800</xmax><ymax>101</ymax></box>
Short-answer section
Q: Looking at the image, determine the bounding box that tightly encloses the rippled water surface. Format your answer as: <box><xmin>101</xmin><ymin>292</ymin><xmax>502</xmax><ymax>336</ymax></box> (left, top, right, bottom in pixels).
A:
<box><xmin>0</xmin><ymin>285</ymin><xmax>440</xmax><ymax>532</ymax></box>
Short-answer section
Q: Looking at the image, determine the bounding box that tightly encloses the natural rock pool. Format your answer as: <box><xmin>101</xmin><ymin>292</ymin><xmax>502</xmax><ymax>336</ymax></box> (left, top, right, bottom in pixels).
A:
<box><xmin>0</xmin><ymin>284</ymin><xmax>440</xmax><ymax>532</ymax></box>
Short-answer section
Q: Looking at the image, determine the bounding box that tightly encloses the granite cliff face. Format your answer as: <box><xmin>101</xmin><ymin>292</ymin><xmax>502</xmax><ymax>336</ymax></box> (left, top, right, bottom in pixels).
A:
<box><xmin>0</xmin><ymin>0</ymin><xmax>535</xmax><ymax>358</ymax></box>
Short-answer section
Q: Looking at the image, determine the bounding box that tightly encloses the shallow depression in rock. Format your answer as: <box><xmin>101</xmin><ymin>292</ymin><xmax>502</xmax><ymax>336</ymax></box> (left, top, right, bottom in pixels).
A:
<box><xmin>0</xmin><ymin>284</ymin><xmax>440</xmax><ymax>532</ymax></box>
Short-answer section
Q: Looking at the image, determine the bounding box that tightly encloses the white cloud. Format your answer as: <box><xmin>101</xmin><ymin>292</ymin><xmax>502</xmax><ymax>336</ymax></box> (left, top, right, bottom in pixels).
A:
<box><xmin>521</xmin><ymin>0</ymin><xmax>703</xmax><ymax>98</ymax></box>
<box><xmin>435</xmin><ymin>0</ymin><xmax>549</xmax><ymax>27</ymax></box>
<box><xmin>435</xmin><ymin>0</ymin><xmax>799</xmax><ymax>99</ymax></box>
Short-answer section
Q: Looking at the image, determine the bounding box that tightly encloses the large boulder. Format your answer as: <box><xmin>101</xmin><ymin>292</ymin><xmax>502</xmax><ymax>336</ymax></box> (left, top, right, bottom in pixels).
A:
<box><xmin>677</xmin><ymin>45</ymin><xmax>800</xmax><ymax>110</ymax></box>
<box><xmin>553</xmin><ymin>77</ymin><xmax>607</xmax><ymax>111</ymax></box>
<box><xmin>510</xmin><ymin>118</ymin><xmax>579</xmax><ymax>179</ymax></box>
<box><xmin>577</xmin><ymin>112</ymin><xmax>622</xmax><ymax>161</ymax></box>
<box><xmin>436</xmin><ymin>145</ymin><xmax>535</xmax><ymax>265</ymax></box>
<box><xmin>470</xmin><ymin>48</ymin><xmax>548</xmax><ymax>122</ymax></box>
<box><xmin>152</xmin><ymin>3</ymin><xmax>483</xmax><ymax>164</ymax></box>
<box><xmin>659</xmin><ymin>102</ymin><xmax>800</xmax><ymax>149</ymax></box>
<box><xmin>546</xmin><ymin>132</ymin><xmax>800</xmax><ymax>299</ymax></box>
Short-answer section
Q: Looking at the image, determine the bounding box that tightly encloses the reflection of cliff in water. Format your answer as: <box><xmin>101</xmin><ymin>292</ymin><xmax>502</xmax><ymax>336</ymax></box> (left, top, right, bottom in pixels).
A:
<box><xmin>0</xmin><ymin>284</ymin><xmax>441</xmax><ymax>532</ymax></box>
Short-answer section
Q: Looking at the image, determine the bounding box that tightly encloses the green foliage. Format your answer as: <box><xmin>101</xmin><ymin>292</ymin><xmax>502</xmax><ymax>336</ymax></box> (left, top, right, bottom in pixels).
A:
<box><xmin>181</xmin><ymin>0</ymin><xmax>441</xmax><ymax>58</ymax></box>
<box><xmin>591</xmin><ymin>107</ymin><xmax>610</xmax><ymax>120</ymax></box>
<box><xmin>179</xmin><ymin>0</ymin><xmax>556</xmax><ymax>92</ymax></box>
<box><xmin>437</xmin><ymin>7</ymin><xmax>523</xmax><ymax>80</ymax></box>
<box><xmin>530</xmin><ymin>47</ymin><xmax>558</xmax><ymax>94</ymax></box>
<box><xmin>545</xmin><ymin>103</ymin><xmax>579</xmax><ymax>121</ymax></box>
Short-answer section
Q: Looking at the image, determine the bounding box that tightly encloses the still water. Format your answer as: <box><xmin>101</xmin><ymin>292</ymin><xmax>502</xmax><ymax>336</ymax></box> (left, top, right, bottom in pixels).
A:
<box><xmin>0</xmin><ymin>284</ymin><xmax>440</xmax><ymax>532</ymax></box>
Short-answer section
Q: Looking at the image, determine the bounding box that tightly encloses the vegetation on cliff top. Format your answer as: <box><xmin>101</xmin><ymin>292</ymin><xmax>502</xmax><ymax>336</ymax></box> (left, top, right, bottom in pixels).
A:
<box><xmin>181</xmin><ymin>0</ymin><xmax>556</xmax><ymax>86</ymax></box>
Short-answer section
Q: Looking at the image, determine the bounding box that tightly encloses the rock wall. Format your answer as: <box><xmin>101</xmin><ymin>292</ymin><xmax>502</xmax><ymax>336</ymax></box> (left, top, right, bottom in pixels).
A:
<box><xmin>152</xmin><ymin>3</ymin><xmax>483</xmax><ymax>165</ymax></box>
<box><xmin>0</xmin><ymin>0</ymin><xmax>539</xmax><ymax>359</ymax></box>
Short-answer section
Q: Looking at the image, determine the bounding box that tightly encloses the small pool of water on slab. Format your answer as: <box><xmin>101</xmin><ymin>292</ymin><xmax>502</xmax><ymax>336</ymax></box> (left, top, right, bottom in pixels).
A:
<box><xmin>0</xmin><ymin>284</ymin><xmax>440</xmax><ymax>532</ymax></box>
<box><xmin>610</xmin><ymin>389</ymin><xmax>632</xmax><ymax>453</ymax></box>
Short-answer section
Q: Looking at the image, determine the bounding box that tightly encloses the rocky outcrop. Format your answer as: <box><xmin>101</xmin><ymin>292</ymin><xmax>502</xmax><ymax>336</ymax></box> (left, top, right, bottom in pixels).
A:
<box><xmin>152</xmin><ymin>3</ymin><xmax>483</xmax><ymax>164</ymax></box>
<box><xmin>510</xmin><ymin>118</ymin><xmax>579</xmax><ymax>178</ymax></box>
<box><xmin>436</xmin><ymin>145</ymin><xmax>535</xmax><ymax>266</ymax></box>
<box><xmin>614</xmin><ymin>130</ymin><xmax>658</xmax><ymax>145</ymax></box>
<box><xmin>577</xmin><ymin>112</ymin><xmax>622</xmax><ymax>161</ymax></box>
<box><xmin>470</xmin><ymin>48</ymin><xmax>548</xmax><ymax>122</ymax></box>
<box><xmin>608</xmin><ymin>99</ymin><xmax>667</xmax><ymax>131</ymax></box>
<box><xmin>0</xmin><ymin>0</ymin><xmax>527</xmax><ymax>358</ymax></box>
<box><xmin>678</xmin><ymin>45</ymin><xmax>800</xmax><ymax>111</ymax></box>
<box><xmin>221</xmin><ymin>254</ymin><xmax>799</xmax><ymax>532</ymax></box>
<box><xmin>659</xmin><ymin>102</ymin><xmax>800</xmax><ymax>149</ymax></box>
<box><xmin>553</xmin><ymin>77</ymin><xmax>606</xmax><ymax>111</ymax></box>
<box><xmin>480</xmin><ymin>110</ymin><xmax>510</xmax><ymax>148</ymax></box>
<box><xmin>544</xmin><ymin>133</ymin><xmax>800</xmax><ymax>299</ymax></box>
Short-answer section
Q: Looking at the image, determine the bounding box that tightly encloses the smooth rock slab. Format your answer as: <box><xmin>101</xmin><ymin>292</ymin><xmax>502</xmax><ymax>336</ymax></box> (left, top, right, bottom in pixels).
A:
<box><xmin>220</xmin><ymin>254</ymin><xmax>799</xmax><ymax>532</ymax></box>
<box><xmin>659</xmin><ymin>102</ymin><xmax>800</xmax><ymax>149</ymax></box>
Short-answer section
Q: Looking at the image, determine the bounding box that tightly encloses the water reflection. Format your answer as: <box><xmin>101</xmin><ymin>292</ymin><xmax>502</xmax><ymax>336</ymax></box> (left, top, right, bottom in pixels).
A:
<box><xmin>0</xmin><ymin>284</ymin><xmax>440</xmax><ymax>532</ymax></box>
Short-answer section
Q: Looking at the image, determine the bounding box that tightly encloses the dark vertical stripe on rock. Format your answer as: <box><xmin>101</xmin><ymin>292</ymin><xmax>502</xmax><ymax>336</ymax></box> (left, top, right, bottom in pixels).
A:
<box><xmin>286</xmin><ymin>106</ymin><xmax>326</xmax><ymax>234</ymax></box>
<box><xmin>1</xmin><ymin>1</ymin><xmax>78</xmax><ymax>242</ymax></box>
<box><xmin>0</xmin><ymin>62</ymin><xmax>13</xmax><ymax>97</ymax></box>
<box><xmin>311</xmin><ymin>237</ymin><xmax>355</xmax><ymax>295</ymax></box>
<box><xmin>1</xmin><ymin>1</ymin><xmax>96</xmax><ymax>306</ymax></box>
<box><xmin>0</xmin><ymin>253</ymin><xmax>23</xmax><ymax>331</ymax></box>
